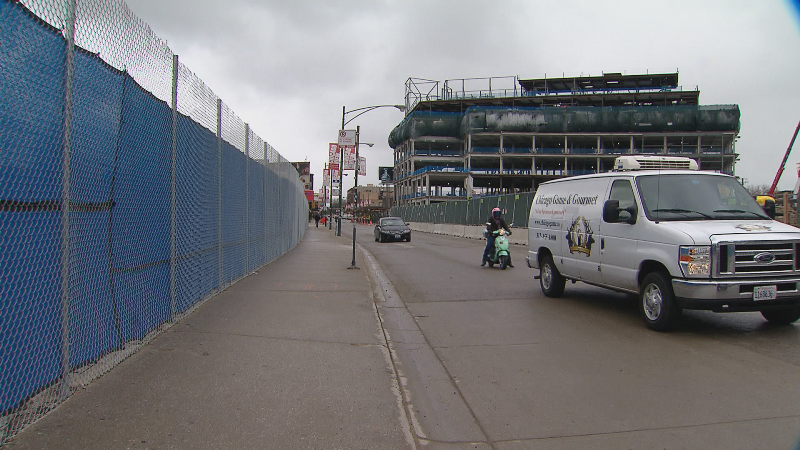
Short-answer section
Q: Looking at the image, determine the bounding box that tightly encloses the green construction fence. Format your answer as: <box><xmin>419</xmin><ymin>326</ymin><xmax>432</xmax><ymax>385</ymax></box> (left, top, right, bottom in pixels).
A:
<box><xmin>389</xmin><ymin>192</ymin><xmax>536</xmax><ymax>228</ymax></box>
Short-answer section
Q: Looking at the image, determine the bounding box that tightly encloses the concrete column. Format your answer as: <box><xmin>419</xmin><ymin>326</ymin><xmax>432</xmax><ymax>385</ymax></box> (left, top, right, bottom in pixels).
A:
<box><xmin>426</xmin><ymin>174</ymin><xmax>431</xmax><ymax>197</ymax></box>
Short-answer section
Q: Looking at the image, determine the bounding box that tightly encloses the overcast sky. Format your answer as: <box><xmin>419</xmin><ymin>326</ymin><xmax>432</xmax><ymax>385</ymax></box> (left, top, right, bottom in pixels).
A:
<box><xmin>124</xmin><ymin>0</ymin><xmax>800</xmax><ymax>192</ymax></box>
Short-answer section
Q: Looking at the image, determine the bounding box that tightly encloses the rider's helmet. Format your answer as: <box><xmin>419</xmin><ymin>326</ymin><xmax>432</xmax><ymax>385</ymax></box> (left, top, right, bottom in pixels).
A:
<box><xmin>492</xmin><ymin>207</ymin><xmax>501</xmax><ymax>219</ymax></box>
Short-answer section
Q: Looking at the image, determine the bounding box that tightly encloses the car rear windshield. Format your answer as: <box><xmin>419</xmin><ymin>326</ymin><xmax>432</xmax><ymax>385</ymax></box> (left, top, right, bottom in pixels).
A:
<box><xmin>636</xmin><ymin>174</ymin><xmax>769</xmax><ymax>221</ymax></box>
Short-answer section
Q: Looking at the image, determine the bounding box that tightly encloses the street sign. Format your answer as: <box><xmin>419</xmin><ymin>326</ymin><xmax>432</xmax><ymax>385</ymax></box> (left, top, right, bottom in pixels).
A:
<box><xmin>338</xmin><ymin>129</ymin><xmax>356</xmax><ymax>146</ymax></box>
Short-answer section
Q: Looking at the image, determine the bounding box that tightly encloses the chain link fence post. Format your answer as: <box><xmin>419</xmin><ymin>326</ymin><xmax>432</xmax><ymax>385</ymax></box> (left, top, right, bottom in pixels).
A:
<box><xmin>59</xmin><ymin>0</ymin><xmax>77</xmax><ymax>401</ymax></box>
<box><xmin>169</xmin><ymin>54</ymin><xmax>178</xmax><ymax>321</ymax></box>
<box><xmin>245</xmin><ymin>124</ymin><xmax>250</xmax><ymax>274</ymax></box>
<box><xmin>217</xmin><ymin>99</ymin><xmax>223</xmax><ymax>291</ymax></box>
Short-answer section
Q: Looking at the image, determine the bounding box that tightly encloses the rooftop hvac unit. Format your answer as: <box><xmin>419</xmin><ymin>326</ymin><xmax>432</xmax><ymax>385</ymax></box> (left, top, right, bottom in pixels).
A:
<box><xmin>614</xmin><ymin>155</ymin><xmax>698</xmax><ymax>171</ymax></box>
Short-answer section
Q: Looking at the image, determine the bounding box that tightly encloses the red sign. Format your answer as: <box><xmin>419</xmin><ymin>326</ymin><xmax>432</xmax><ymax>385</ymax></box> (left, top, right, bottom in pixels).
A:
<box><xmin>341</xmin><ymin>146</ymin><xmax>357</xmax><ymax>170</ymax></box>
<box><xmin>329</xmin><ymin>143</ymin><xmax>339</xmax><ymax>164</ymax></box>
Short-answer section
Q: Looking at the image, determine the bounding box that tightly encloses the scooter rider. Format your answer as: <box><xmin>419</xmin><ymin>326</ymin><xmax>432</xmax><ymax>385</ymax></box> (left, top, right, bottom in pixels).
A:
<box><xmin>481</xmin><ymin>207</ymin><xmax>513</xmax><ymax>267</ymax></box>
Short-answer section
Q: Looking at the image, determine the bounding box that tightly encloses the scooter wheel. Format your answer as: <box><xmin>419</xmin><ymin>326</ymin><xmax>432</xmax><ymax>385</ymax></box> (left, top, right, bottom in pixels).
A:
<box><xmin>500</xmin><ymin>255</ymin><xmax>508</xmax><ymax>270</ymax></box>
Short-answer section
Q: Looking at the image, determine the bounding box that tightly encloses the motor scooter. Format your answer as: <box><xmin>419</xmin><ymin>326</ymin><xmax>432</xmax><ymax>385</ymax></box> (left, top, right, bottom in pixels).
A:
<box><xmin>484</xmin><ymin>227</ymin><xmax>512</xmax><ymax>269</ymax></box>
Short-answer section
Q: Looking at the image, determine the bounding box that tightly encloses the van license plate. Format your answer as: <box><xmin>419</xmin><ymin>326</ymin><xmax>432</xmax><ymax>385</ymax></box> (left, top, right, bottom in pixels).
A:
<box><xmin>753</xmin><ymin>285</ymin><xmax>777</xmax><ymax>301</ymax></box>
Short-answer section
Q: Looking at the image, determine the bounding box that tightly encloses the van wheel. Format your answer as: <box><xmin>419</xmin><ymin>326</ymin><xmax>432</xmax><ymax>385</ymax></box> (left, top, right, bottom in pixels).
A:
<box><xmin>639</xmin><ymin>272</ymin><xmax>681</xmax><ymax>331</ymax></box>
<box><xmin>761</xmin><ymin>307</ymin><xmax>800</xmax><ymax>325</ymax></box>
<box><xmin>540</xmin><ymin>256</ymin><xmax>565</xmax><ymax>297</ymax></box>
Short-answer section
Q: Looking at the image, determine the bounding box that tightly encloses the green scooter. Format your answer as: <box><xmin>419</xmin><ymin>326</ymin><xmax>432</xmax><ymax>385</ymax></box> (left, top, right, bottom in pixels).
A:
<box><xmin>486</xmin><ymin>228</ymin><xmax>512</xmax><ymax>269</ymax></box>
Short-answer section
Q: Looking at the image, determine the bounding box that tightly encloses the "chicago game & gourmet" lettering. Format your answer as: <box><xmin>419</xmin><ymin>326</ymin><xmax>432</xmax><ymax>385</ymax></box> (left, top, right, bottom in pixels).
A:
<box><xmin>534</xmin><ymin>194</ymin><xmax>599</xmax><ymax>207</ymax></box>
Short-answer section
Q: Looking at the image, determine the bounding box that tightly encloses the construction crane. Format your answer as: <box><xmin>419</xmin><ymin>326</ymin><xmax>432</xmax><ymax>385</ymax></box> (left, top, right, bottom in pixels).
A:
<box><xmin>768</xmin><ymin>119</ymin><xmax>800</xmax><ymax>196</ymax></box>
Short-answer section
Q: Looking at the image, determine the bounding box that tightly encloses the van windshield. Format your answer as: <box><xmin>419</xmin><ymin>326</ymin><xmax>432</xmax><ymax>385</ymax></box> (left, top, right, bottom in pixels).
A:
<box><xmin>636</xmin><ymin>174</ymin><xmax>770</xmax><ymax>221</ymax></box>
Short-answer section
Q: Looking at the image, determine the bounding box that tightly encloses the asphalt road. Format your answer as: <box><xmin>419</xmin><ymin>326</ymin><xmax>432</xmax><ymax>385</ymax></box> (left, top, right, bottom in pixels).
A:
<box><xmin>357</xmin><ymin>224</ymin><xmax>800</xmax><ymax>450</ymax></box>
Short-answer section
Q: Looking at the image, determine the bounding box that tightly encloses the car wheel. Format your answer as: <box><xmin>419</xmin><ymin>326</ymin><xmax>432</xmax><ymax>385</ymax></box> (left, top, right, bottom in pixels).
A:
<box><xmin>379</xmin><ymin>234</ymin><xmax>385</xmax><ymax>243</ymax></box>
<box><xmin>761</xmin><ymin>307</ymin><xmax>800</xmax><ymax>325</ymax></box>
<box><xmin>539</xmin><ymin>255</ymin><xmax>565</xmax><ymax>297</ymax></box>
<box><xmin>499</xmin><ymin>255</ymin><xmax>508</xmax><ymax>270</ymax></box>
<box><xmin>639</xmin><ymin>271</ymin><xmax>681</xmax><ymax>331</ymax></box>
<box><xmin>406</xmin><ymin>235</ymin><xmax>411</xmax><ymax>242</ymax></box>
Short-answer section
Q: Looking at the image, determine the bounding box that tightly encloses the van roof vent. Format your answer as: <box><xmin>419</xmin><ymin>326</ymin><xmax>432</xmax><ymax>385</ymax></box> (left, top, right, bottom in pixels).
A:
<box><xmin>613</xmin><ymin>155</ymin><xmax>699</xmax><ymax>171</ymax></box>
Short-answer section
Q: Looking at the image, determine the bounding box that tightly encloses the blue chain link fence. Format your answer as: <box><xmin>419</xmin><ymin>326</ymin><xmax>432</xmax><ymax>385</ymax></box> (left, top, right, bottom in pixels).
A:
<box><xmin>1</xmin><ymin>0</ymin><xmax>307</xmax><ymax>442</ymax></box>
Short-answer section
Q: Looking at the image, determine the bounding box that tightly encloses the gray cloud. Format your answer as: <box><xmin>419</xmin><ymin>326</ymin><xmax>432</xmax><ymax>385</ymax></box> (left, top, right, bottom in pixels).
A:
<box><xmin>124</xmin><ymin>0</ymin><xmax>800</xmax><ymax>190</ymax></box>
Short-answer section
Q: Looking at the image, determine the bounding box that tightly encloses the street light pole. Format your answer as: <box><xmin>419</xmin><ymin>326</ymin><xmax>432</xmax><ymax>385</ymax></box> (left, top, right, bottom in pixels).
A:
<box><xmin>337</xmin><ymin>133</ymin><xmax>344</xmax><ymax>236</ymax></box>
<box><xmin>328</xmin><ymin>161</ymin><xmax>333</xmax><ymax>229</ymax></box>
<box><xmin>338</xmin><ymin>103</ymin><xmax>405</xmax><ymax>265</ymax></box>
<box><xmin>348</xmin><ymin>125</ymin><xmax>360</xmax><ymax>269</ymax></box>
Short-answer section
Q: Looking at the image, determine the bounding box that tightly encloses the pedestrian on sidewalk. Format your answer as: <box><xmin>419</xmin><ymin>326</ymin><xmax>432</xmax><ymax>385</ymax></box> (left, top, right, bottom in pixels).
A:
<box><xmin>314</xmin><ymin>211</ymin><xmax>321</xmax><ymax>227</ymax></box>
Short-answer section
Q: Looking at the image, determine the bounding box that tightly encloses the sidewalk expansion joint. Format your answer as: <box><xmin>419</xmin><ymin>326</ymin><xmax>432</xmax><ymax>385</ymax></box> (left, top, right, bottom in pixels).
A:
<box><xmin>171</xmin><ymin>328</ymin><xmax>381</xmax><ymax>347</ymax></box>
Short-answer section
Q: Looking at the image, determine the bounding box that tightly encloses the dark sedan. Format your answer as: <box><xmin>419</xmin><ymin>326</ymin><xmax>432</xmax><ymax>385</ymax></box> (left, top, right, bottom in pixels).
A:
<box><xmin>374</xmin><ymin>217</ymin><xmax>411</xmax><ymax>242</ymax></box>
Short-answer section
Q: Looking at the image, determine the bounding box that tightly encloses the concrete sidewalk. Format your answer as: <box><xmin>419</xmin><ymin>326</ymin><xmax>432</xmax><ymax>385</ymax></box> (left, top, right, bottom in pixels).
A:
<box><xmin>7</xmin><ymin>225</ymin><xmax>413</xmax><ymax>450</ymax></box>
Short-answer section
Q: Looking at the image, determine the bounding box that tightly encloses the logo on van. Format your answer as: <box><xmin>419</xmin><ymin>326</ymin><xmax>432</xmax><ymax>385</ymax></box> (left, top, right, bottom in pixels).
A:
<box><xmin>754</xmin><ymin>252</ymin><xmax>775</xmax><ymax>264</ymax></box>
<box><xmin>566</xmin><ymin>216</ymin><xmax>595</xmax><ymax>256</ymax></box>
<box><xmin>735</xmin><ymin>224</ymin><xmax>771</xmax><ymax>232</ymax></box>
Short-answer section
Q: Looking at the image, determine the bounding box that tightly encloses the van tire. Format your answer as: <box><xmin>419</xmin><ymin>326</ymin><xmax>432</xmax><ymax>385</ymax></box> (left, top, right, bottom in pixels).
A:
<box><xmin>639</xmin><ymin>272</ymin><xmax>680</xmax><ymax>331</ymax></box>
<box><xmin>760</xmin><ymin>307</ymin><xmax>800</xmax><ymax>325</ymax></box>
<box><xmin>540</xmin><ymin>256</ymin><xmax>565</xmax><ymax>297</ymax></box>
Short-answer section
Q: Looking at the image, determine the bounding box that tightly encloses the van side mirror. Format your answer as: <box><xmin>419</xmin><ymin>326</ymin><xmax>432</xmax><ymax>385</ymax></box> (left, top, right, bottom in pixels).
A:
<box><xmin>603</xmin><ymin>200</ymin><xmax>637</xmax><ymax>224</ymax></box>
<box><xmin>623</xmin><ymin>205</ymin><xmax>638</xmax><ymax>224</ymax></box>
<box><xmin>603</xmin><ymin>200</ymin><xmax>620</xmax><ymax>223</ymax></box>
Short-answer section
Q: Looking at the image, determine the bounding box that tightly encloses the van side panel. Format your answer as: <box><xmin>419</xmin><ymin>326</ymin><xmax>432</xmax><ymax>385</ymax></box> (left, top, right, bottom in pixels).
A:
<box><xmin>528</xmin><ymin>178</ymin><xmax>609</xmax><ymax>281</ymax></box>
<box><xmin>560</xmin><ymin>178</ymin><xmax>609</xmax><ymax>285</ymax></box>
<box><xmin>528</xmin><ymin>183</ymin><xmax>568</xmax><ymax>273</ymax></box>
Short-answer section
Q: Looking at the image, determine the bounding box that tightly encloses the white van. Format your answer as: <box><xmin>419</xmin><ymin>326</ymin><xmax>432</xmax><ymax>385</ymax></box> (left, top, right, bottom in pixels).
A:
<box><xmin>527</xmin><ymin>156</ymin><xmax>800</xmax><ymax>331</ymax></box>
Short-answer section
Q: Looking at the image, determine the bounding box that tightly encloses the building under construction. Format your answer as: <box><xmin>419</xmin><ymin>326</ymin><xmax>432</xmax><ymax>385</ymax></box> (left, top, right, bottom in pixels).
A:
<box><xmin>388</xmin><ymin>72</ymin><xmax>741</xmax><ymax>205</ymax></box>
